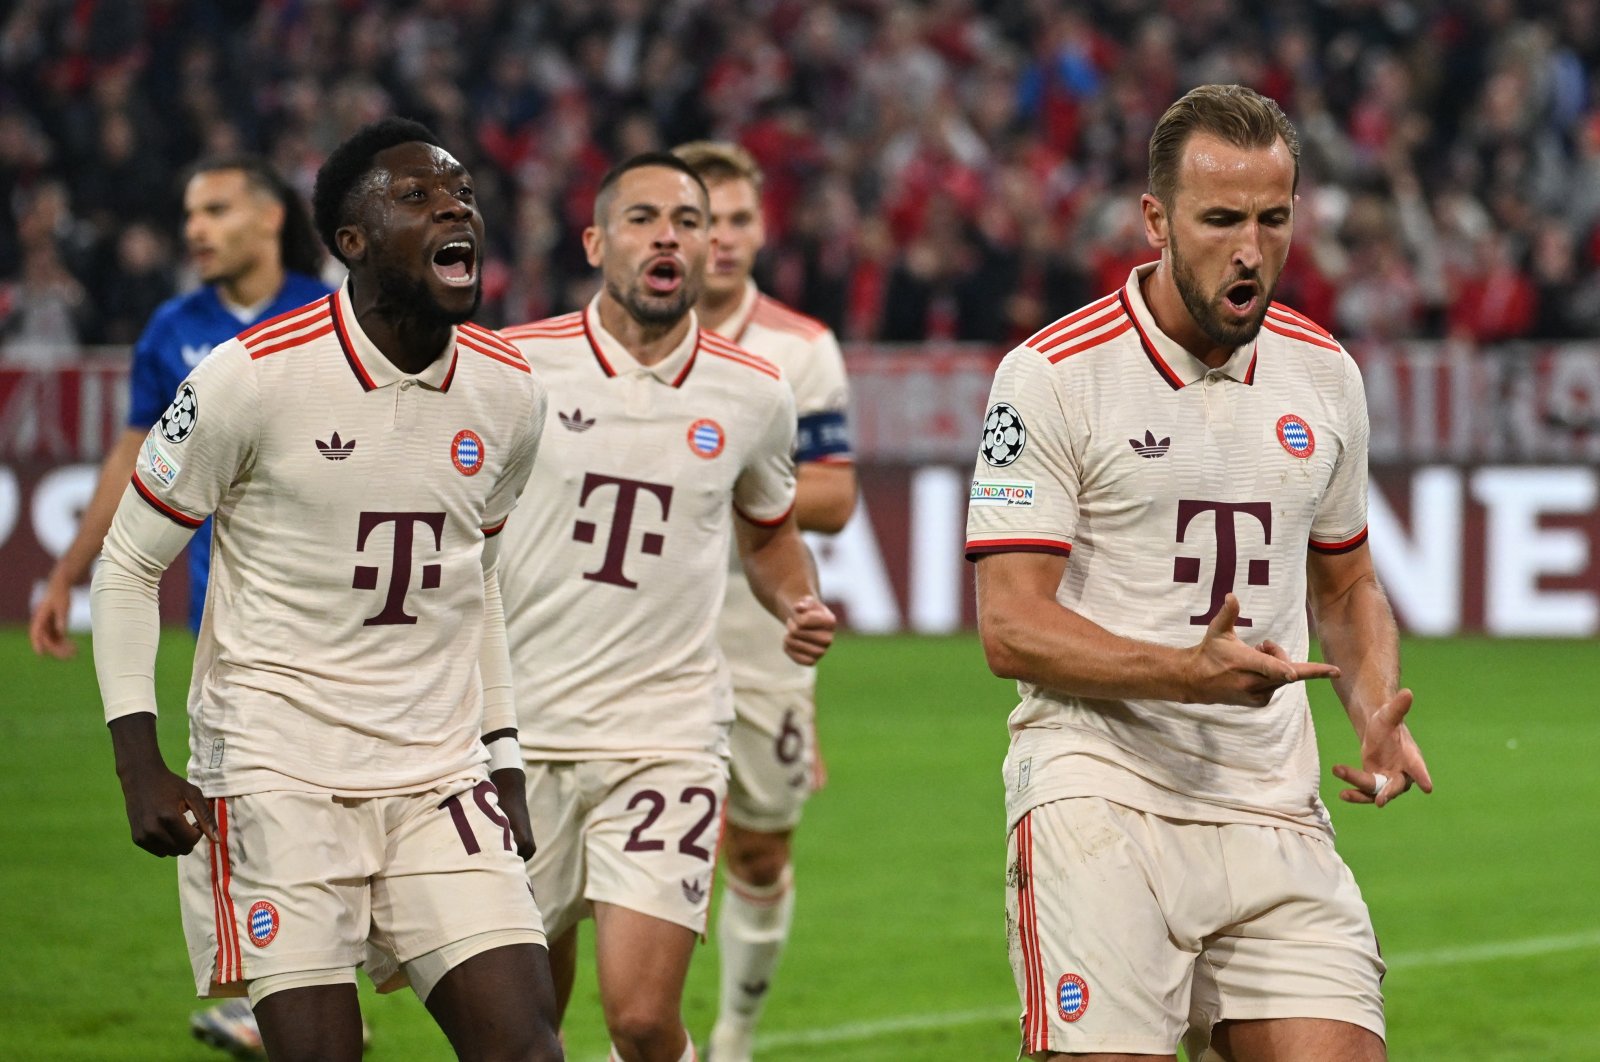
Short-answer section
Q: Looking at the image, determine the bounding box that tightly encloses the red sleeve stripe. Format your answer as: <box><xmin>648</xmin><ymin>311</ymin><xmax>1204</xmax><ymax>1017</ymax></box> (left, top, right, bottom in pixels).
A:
<box><xmin>1268</xmin><ymin>302</ymin><xmax>1336</xmax><ymax>342</ymax></box>
<box><xmin>241</xmin><ymin>302</ymin><xmax>332</xmax><ymax>351</ymax></box>
<box><xmin>735</xmin><ymin>501</ymin><xmax>795</xmax><ymax>528</ymax></box>
<box><xmin>482</xmin><ymin>517</ymin><xmax>508</xmax><ymax>537</ymax></box>
<box><xmin>753</xmin><ymin>296</ymin><xmax>828</xmax><ymax>338</ymax></box>
<box><xmin>502</xmin><ymin>313</ymin><xmax>584</xmax><ymax>338</ymax></box>
<box><xmin>459</xmin><ymin>332</ymin><xmax>532</xmax><ymax>373</ymax></box>
<box><xmin>1263</xmin><ymin>319</ymin><xmax>1341</xmax><ymax>352</ymax></box>
<box><xmin>702</xmin><ymin>335</ymin><xmax>782</xmax><ymax>379</ymax></box>
<box><xmin>131</xmin><ymin>473</ymin><xmax>205</xmax><ymax>529</ymax></box>
<box><xmin>1047</xmin><ymin>317</ymin><xmax>1133</xmax><ymax>364</ymax></box>
<box><xmin>1309</xmin><ymin>527</ymin><xmax>1369</xmax><ymax>554</ymax></box>
<box><xmin>1033</xmin><ymin>302</ymin><xmax>1126</xmax><ymax>357</ymax></box>
<box><xmin>460</xmin><ymin>323</ymin><xmax>528</xmax><ymax>362</ymax></box>
<box><xmin>249</xmin><ymin>322</ymin><xmax>334</xmax><ymax>360</ymax></box>
<box><xmin>238</xmin><ymin>298</ymin><xmax>331</xmax><ymax>343</ymax></box>
<box><xmin>1025</xmin><ymin>291</ymin><xmax>1121</xmax><ymax>348</ymax></box>
<box><xmin>964</xmin><ymin>538</ymin><xmax>1072</xmax><ymax>561</ymax></box>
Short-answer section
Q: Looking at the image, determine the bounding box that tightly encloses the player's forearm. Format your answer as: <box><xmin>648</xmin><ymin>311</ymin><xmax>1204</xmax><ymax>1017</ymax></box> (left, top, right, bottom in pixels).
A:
<box><xmin>477</xmin><ymin>548</ymin><xmax>517</xmax><ymax>738</ymax></box>
<box><xmin>49</xmin><ymin>429</ymin><xmax>149</xmax><ymax>587</ymax></box>
<box><xmin>90</xmin><ymin>491</ymin><xmax>191</xmax><ymax>722</ymax></box>
<box><xmin>740</xmin><ymin>522</ymin><xmax>821</xmax><ymax>623</ymax></box>
<box><xmin>979</xmin><ymin>597</ymin><xmax>1195</xmax><ymax>702</ymax></box>
<box><xmin>1312</xmin><ymin>572</ymin><xmax>1401</xmax><ymax>739</ymax></box>
<box><xmin>107</xmin><ymin>711</ymin><xmax>168</xmax><ymax>779</ymax></box>
<box><xmin>794</xmin><ymin>462</ymin><xmax>857</xmax><ymax>533</ymax></box>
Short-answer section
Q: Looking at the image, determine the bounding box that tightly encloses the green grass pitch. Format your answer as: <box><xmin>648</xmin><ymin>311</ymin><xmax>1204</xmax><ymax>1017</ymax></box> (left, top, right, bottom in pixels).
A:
<box><xmin>3</xmin><ymin>628</ymin><xmax>1597</xmax><ymax>1060</ymax></box>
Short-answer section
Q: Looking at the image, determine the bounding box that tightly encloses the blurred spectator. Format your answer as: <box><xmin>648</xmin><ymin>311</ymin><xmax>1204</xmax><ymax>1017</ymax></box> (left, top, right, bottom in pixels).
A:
<box><xmin>4</xmin><ymin>0</ymin><xmax>1600</xmax><ymax>346</ymax></box>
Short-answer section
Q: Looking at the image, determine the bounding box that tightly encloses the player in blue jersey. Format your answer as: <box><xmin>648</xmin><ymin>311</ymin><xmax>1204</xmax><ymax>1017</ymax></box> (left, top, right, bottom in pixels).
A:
<box><xmin>29</xmin><ymin>154</ymin><xmax>331</xmax><ymax>657</ymax></box>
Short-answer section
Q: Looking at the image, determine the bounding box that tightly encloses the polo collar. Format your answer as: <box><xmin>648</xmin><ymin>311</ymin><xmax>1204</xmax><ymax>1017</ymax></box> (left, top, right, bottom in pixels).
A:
<box><xmin>719</xmin><ymin>278</ymin><xmax>761</xmax><ymax>343</ymax></box>
<box><xmin>1120</xmin><ymin>263</ymin><xmax>1258</xmax><ymax>390</ymax></box>
<box><xmin>582</xmin><ymin>296</ymin><xmax>700</xmax><ymax>387</ymax></box>
<box><xmin>331</xmin><ymin>279</ymin><xmax>459</xmax><ymax>393</ymax></box>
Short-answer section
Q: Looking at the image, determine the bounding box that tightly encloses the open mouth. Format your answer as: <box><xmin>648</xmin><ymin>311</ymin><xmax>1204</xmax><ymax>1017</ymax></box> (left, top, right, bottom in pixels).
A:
<box><xmin>1223</xmin><ymin>280</ymin><xmax>1258</xmax><ymax>315</ymax></box>
<box><xmin>431</xmin><ymin>239</ymin><xmax>477</xmax><ymax>286</ymax></box>
<box><xmin>643</xmin><ymin>257</ymin><xmax>683</xmax><ymax>295</ymax></box>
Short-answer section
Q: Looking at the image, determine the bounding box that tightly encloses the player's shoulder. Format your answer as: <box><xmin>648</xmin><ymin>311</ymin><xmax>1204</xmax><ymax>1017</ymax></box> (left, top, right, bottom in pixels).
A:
<box><xmin>456</xmin><ymin>321</ymin><xmax>533</xmax><ymax>377</ymax></box>
<box><xmin>233</xmin><ymin>295</ymin><xmax>338</xmax><ymax>362</ymax></box>
<box><xmin>1260</xmin><ymin>301</ymin><xmax>1349</xmax><ymax>362</ymax></box>
<box><xmin>279</xmin><ymin>272</ymin><xmax>336</xmax><ymax>306</ymax></box>
<box><xmin>141</xmin><ymin>285</ymin><xmax>220</xmax><ymax>338</ymax></box>
<box><xmin>749</xmin><ymin>293</ymin><xmax>832</xmax><ymax>343</ymax></box>
<box><xmin>501</xmin><ymin>312</ymin><xmax>585</xmax><ymax>347</ymax></box>
<box><xmin>697</xmin><ymin>328</ymin><xmax>784</xmax><ymax>386</ymax></box>
<box><xmin>1014</xmin><ymin>289</ymin><xmax>1136</xmax><ymax>372</ymax></box>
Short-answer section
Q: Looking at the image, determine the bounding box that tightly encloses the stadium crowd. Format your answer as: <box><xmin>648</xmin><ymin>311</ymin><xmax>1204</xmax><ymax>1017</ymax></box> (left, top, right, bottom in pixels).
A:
<box><xmin>3</xmin><ymin>0</ymin><xmax>1599</xmax><ymax>362</ymax></box>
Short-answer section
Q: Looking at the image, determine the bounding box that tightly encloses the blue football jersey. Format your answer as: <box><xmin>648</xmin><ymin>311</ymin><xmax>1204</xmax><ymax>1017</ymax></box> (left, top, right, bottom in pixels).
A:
<box><xmin>127</xmin><ymin>272</ymin><xmax>333</xmax><ymax>630</ymax></box>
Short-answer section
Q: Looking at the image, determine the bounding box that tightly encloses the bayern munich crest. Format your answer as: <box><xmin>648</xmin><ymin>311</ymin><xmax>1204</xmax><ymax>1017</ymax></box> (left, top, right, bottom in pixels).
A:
<box><xmin>452</xmin><ymin>429</ymin><xmax>485</xmax><ymax>475</ymax></box>
<box><xmin>1275</xmin><ymin>414</ymin><xmax>1315</xmax><ymax>459</ymax></box>
<box><xmin>247</xmin><ymin>900</ymin><xmax>279</xmax><ymax>948</ymax></box>
<box><xmin>982</xmin><ymin>403</ymin><xmax>1027</xmax><ymax>467</ymax></box>
<box><xmin>687</xmin><ymin>418</ymin><xmax>725</xmax><ymax>459</ymax></box>
<box><xmin>1057</xmin><ymin>973</ymin><xmax>1089</xmax><ymax>1022</ymax></box>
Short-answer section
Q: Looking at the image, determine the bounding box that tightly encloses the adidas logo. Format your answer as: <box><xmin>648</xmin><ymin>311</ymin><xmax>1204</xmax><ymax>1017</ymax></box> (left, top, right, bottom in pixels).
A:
<box><xmin>316</xmin><ymin>431</ymin><xmax>357</xmax><ymax>460</ymax></box>
<box><xmin>1128</xmin><ymin>430</ymin><xmax>1170</xmax><ymax>459</ymax></box>
<box><xmin>559</xmin><ymin>408</ymin><xmax>595</xmax><ymax>432</ymax></box>
<box><xmin>681</xmin><ymin>877</ymin><xmax>707</xmax><ymax>905</ymax></box>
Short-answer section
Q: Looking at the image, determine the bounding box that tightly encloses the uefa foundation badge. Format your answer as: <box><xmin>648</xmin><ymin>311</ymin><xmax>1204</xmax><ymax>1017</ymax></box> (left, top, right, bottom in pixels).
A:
<box><xmin>1057</xmin><ymin>973</ymin><xmax>1089</xmax><ymax>1022</ymax></box>
<box><xmin>247</xmin><ymin>901</ymin><xmax>280</xmax><ymax>947</ymax></box>
<box><xmin>687</xmin><ymin>418</ymin><xmax>725</xmax><ymax>459</ymax></box>
<box><xmin>1276</xmin><ymin>414</ymin><xmax>1315</xmax><ymax>458</ymax></box>
<box><xmin>452</xmin><ymin>429</ymin><xmax>485</xmax><ymax>475</ymax></box>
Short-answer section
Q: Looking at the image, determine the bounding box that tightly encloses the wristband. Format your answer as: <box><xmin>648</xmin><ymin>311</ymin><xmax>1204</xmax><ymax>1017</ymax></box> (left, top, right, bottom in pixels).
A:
<box><xmin>486</xmin><ymin>735</ymin><xmax>523</xmax><ymax>775</ymax></box>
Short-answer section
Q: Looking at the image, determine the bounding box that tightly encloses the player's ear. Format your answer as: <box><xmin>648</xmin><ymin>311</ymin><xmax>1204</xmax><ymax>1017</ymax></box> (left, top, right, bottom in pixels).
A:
<box><xmin>336</xmin><ymin>223</ymin><xmax>367</xmax><ymax>264</ymax></box>
<box><xmin>1141</xmin><ymin>193</ymin><xmax>1170</xmax><ymax>251</ymax></box>
<box><xmin>582</xmin><ymin>225</ymin><xmax>603</xmax><ymax>268</ymax></box>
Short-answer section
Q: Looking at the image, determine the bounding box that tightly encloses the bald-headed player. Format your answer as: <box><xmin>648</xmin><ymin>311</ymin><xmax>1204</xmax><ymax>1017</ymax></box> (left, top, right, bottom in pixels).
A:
<box><xmin>90</xmin><ymin>117</ymin><xmax>562</xmax><ymax>1062</ymax></box>
<box><xmin>672</xmin><ymin>141</ymin><xmax>855</xmax><ymax>1062</ymax></box>
<box><xmin>500</xmin><ymin>153</ymin><xmax>835</xmax><ymax>1062</ymax></box>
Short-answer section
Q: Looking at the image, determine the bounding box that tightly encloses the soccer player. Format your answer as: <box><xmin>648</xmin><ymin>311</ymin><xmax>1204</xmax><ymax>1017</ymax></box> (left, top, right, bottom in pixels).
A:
<box><xmin>499</xmin><ymin>153</ymin><xmax>836</xmax><ymax>1062</ymax></box>
<box><xmin>968</xmin><ymin>85</ymin><xmax>1433</xmax><ymax>1062</ymax></box>
<box><xmin>671</xmin><ymin>141</ymin><xmax>855</xmax><ymax>1062</ymax></box>
<box><xmin>89</xmin><ymin>117</ymin><xmax>563</xmax><ymax>1062</ymax></box>
<box><xmin>29</xmin><ymin>154</ymin><xmax>331</xmax><ymax>659</ymax></box>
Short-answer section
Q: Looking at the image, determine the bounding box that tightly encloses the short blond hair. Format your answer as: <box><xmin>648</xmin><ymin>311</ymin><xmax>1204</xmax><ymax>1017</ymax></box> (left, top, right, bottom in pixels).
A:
<box><xmin>1148</xmin><ymin>84</ymin><xmax>1300</xmax><ymax>206</ymax></box>
<box><xmin>671</xmin><ymin>140</ymin><xmax>764</xmax><ymax>192</ymax></box>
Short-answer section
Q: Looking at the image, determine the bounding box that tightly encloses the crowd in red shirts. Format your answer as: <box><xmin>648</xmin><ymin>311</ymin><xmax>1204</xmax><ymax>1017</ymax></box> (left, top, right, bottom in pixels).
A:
<box><xmin>5</xmin><ymin>0</ymin><xmax>1600</xmax><ymax>358</ymax></box>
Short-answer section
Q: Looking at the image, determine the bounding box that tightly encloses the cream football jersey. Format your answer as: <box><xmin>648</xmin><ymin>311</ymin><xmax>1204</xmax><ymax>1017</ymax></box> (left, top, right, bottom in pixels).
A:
<box><xmin>966</xmin><ymin>264</ymin><xmax>1370</xmax><ymax>838</ymax></box>
<box><xmin>113</xmin><ymin>281</ymin><xmax>545</xmax><ymax>797</ymax></box>
<box><xmin>501</xmin><ymin>300</ymin><xmax>797</xmax><ymax>760</ymax></box>
<box><xmin>710</xmin><ymin>281</ymin><xmax>852</xmax><ymax>692</ymax></box>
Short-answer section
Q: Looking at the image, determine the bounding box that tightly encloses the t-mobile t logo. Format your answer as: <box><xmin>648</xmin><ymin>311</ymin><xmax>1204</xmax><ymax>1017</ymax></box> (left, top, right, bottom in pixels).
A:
<box><xmin>353</xmin><ymin>511</ymin><xmax>447</xmax><ymax>625</ymax></box>
<box><xmin>1173</xmin><ymin>500</ymin><xmax>1273</xmax><ymax>626</ymax></box>
<box><xmin>573</xmin><ymin>473</ymin><xmax>675</xmax><ymax>589</ymax></box>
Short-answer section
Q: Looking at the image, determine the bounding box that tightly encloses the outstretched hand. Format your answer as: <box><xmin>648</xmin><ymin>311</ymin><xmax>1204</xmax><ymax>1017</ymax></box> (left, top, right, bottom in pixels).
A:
<box><xmin>784</xmin><ymin>595</ymin><xmax>837</xmax><ymax>666</ymax></box>
<box><xmin>1184</xmin><ymin>594</ymin><xmax>1341</xmax><ymax>706</ymax></box>
<box><xmin>1332</xmin><ymin>688</ymin><xmax>1433</xmax><ymax>807</ymax></box>
<box><xmin>28</xmin><ymin>579</ymin><xmax>77</xmax><ymax>659</ymax></box>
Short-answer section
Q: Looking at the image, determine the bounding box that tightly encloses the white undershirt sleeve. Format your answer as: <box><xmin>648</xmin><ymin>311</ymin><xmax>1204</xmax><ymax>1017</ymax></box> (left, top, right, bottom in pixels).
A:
<box><xmin>478</xmin><ymin>535</ymin><xmax>517</xmax><ymax>741</ymax></box>
<box><xmin>90</xmin><ymin>484</ymin><xmax>196</xmax><ymax>723</ymax></box>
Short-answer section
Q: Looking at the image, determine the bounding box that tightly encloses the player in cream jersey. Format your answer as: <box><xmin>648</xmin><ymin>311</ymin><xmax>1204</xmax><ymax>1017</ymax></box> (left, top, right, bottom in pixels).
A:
<box><xmin>969</xmin><ymin>261</ymin><xmax>1367</xmax><ymax>837</ymax></box>
<box><xmin>500</xmin><ymin>153</ymin><xmax>835</xmax><ymax>1062</ymax></box>
<box><xmin>673</xmin><ymin>141</ymin><xmax>856</xmax><ymax>1062</ymax></box>
<box><xmin>501</xmin><ymin>299</ymin><xmax>797</xmax><ymax>758</ymax></box>
<box><xmin>91</xmin><ymin>119</ymin><xmax>561</xmax><ymax>1062</ymax></box>
<box><xmin>970</xmin><ymin>87</ymin><xmax>1431</xmax><ymax>1061</ymax></box>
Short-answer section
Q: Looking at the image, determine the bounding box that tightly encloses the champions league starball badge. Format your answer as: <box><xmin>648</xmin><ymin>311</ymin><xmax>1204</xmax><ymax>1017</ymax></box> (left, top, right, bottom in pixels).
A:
<box><xmin>982</xmin><ymin>403</ymin><xmax>1027</xmax><ymax>467</ymax></box>
<box><xmin>159</xmin><ymin>383</ymin><xmax>200</xmax><ymax>443</ymax></box>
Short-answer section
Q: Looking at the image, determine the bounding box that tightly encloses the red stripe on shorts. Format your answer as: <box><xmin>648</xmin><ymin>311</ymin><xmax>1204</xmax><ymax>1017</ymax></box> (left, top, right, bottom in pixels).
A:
<box><xmin>214</xmin><ymin>798</ymin><xmax>243</xmax><ymax>982</ymax></box>
<box><xmin>1018</xmin><ymin>813</ymin><xmax>1048</xmax><ymax>1052</ymax></box>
